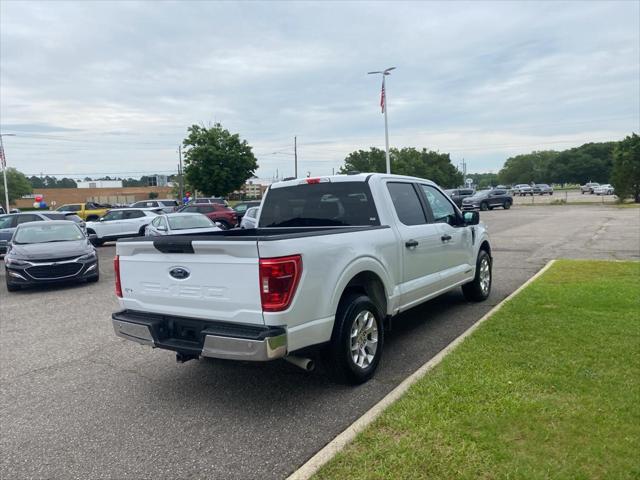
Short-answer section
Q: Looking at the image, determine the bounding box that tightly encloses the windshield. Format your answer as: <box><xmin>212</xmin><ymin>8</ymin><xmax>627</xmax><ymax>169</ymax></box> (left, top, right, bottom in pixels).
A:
<box><xmin>14</xmin><ymin>223</ymin><xmax>84</xmax><ymax>244</ymax></box>
<box><xmin>259</xmin><ymin>181</ymin><xmax>379</xmax><ymax>228</ymax></box>
<box><xmin>168</xmin><ymin>214</ymin><xmax>214</xmax><ymax>230</ymax></box>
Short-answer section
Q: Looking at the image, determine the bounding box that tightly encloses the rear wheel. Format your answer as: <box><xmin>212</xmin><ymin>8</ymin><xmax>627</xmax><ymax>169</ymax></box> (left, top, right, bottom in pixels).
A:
<box><xmin>503</xmin><ymin>200</ymin><xmax>511</xmax><ymax>209</ymax></box>
<box><xmin>462</xmin><ymin>250</ymin><xmax>492</xmax><ymax>302</ymax></box>
<box><xmin>324</xmin><ymin>293</ymin><xmax>384</xmax><ymax>384</ymax></box>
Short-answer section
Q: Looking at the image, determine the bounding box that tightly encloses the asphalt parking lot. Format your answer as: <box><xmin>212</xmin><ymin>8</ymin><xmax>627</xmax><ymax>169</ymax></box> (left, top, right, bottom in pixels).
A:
<box><xmin>1</xmin><ymin>205</ymin><xmax>639</xmax><ymax>479</ymax></box>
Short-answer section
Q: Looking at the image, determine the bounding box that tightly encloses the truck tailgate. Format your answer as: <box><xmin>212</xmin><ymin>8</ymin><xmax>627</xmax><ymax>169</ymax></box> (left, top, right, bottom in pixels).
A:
<box><xmin>116</xmin><ymin>239</ymin><xmax>264</xmax><ymax>325</ymax></box>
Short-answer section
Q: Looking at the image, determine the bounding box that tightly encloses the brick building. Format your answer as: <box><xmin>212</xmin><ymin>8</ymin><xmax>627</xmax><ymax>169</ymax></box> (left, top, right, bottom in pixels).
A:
<box><xmin>15</xmin><ymin>186</ymin><xmax>173</xmax><ymax>209</ymax></box>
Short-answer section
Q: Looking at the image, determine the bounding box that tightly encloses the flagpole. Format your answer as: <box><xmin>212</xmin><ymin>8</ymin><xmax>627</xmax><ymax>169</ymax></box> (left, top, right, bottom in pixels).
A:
<box><xmin>0</xmin><ymin>133</ymin><xmax>14</xmax><ymax>212</ymax></box>
<box><xmin>368</xmin><ymin>67</ymin><xmax>395</xmax><ymax>174</ymax></box>
<box><xmin>382</xmin><ymin>75</ymin><xmax>390</xmax><ymax>174</ymax></box>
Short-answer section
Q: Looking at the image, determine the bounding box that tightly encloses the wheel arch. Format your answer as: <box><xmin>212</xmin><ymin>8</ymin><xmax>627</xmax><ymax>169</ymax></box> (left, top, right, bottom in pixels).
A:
<box><xmin>331</xmin><ymin>261</ymin><xmax>392</xmax><ymax>319</ymax></box>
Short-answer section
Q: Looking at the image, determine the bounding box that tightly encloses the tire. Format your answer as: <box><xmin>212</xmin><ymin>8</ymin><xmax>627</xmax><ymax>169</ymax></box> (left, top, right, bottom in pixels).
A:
<box><xmin>138</xmin><ymin>226</ymin><xmax>147</xmax><ymax>236</ymax></box>
<box><xmin>480</xmin><ymin>202</ymin><xmax>489</xmax><ymax>211</ymax></box>
<box><xmin>503</xmin><ymin>200</ymin><xmax>511</xmax><ymax>209</ymax></box>
<box><xmin>87</xmin><ymin>274</ymin><xmax>99</xmax><ymax>283</ymax></box>
<box><xmin>324</xmin><ymin>293</ymin><xmax>384</xmax><ymax>385</ymax></box>
<box><xmin>550</xmin><ymin>192</ymin><xmax>553</xmax><ymax>195</ymax></box>
<box><xmin>581</xmin><ymin>191</ymin><xmax>585</xmax><ymax>194</ymax></box>
<box><xmin>462</xmin><ymin>249</ymin><xmax>492</xmax><ymax>302</ymax></box>
<box><xmin>92</xmin><ymin>238</ymin><xmax>104</xmax><ymax>247</ymax></box>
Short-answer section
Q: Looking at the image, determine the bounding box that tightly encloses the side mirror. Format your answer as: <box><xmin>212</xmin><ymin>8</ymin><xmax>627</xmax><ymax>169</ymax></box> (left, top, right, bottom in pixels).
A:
<box><xmin>88</xmin><ymin>233</ymin><xmax>98</xmax><ymax>241</ymax></box>
<box><xmin>99</xmin><ymin>217</ymin><xmax>105</xmax><ymax>222</ymax></box>
<box><xmin>463</xmin><ymin>211</ymin><xmax>480</xmax><ymax>225</ymax></box>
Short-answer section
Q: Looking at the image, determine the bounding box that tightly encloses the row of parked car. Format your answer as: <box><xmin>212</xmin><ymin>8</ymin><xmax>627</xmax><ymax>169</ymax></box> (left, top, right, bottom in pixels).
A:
<box><xmin>0</xmin><ymin>198</ymin><xmax>263</xmax><ymax>291</ymax></box>
<box><xmin>580</xmin><ymin>182</ymin><xmax>615</xmax><ymax>195</ymax></box>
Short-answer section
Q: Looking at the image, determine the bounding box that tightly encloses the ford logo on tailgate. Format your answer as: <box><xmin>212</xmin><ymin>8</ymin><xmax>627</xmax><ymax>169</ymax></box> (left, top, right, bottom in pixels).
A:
<box><xmin>169</xmin><ymin>267</ymin><xmax>190</xmax><ymax>280</ymax></box>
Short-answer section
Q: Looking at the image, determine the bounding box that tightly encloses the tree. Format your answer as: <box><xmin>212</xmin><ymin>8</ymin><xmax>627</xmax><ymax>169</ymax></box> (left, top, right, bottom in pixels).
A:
<box><xmin>467</xmin><ymin>173</ymin><xmax>498</xmax><ymax>189</ymax></box>
<box><xmin>0</xmin><ymin>168</ymin><xmax>32</xmax><ymax>209</ymax></box>
<box><xmin>340</xmin><ymin>147</ymin><xmax>463</xmax><ymax>188</ymax></box>
<box><xmin>182</xmin><ymin>123</ymin><xmax>258</xmax><ymax>197</ymax></box>
<box><xmin>148</xmin><ymin>191</ymin><xmax>159</xmax><ymax>199</ymax></box>
<box><xmin>610</xmin><ymin>133</ymin><xmax>640</xmax><ymax>203</ymax></box>
<box><xmin>498</xmin><ymin>151</ymin><xmax>558</xmax><ymax>185</ymax></box>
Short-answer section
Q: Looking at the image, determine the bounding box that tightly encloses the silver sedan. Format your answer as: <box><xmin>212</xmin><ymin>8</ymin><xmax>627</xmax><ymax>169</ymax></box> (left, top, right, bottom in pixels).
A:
<box><xmin>145</xmin><ymin>213</ymin><xmax>221</xmax><ymax>236</ymax></box>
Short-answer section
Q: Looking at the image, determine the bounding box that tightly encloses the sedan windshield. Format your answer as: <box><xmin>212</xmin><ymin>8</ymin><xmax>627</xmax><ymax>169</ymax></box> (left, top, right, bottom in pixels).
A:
<box><xmin>168</xmin><ymin>214</ymin><xmax>214</xmax><ymax>230</ymax></box>
<box><xmin>14</xmin><ymin>223</ymin><xmax>84</xmax><ymax>244</ymax></box>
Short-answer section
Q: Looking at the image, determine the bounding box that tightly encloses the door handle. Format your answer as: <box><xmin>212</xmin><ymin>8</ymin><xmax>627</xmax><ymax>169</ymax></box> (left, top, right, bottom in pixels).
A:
<box><xmin>441</xmin><ymin>234</ymin><xmax>452</xmax><ymax>242</ymax></box>
<box><xmin>405</xmin><ymin>239</ymin><xmax>419</xmax><ymax>248</ymax></box>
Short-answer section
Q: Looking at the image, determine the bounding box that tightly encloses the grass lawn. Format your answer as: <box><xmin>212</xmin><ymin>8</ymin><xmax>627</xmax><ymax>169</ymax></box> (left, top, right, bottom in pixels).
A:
<box><xmin>315</xmin><ymin>260</ymin><xmax>640</xmax><ymax>479</ymax></box>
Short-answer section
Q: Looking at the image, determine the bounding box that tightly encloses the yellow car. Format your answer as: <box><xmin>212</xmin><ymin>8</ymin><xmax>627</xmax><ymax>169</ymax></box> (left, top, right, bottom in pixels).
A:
<box><xmin>56</xmin><ymin>202</ymin><xmax>109</xmax><ymax>221</ymax></box>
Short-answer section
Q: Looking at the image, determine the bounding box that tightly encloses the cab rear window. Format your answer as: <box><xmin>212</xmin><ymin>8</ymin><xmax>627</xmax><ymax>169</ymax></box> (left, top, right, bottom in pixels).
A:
<box><xmin>259</xmin><ymin>182</ymin><xmax>379</xmax><ymax>228</ymax></box>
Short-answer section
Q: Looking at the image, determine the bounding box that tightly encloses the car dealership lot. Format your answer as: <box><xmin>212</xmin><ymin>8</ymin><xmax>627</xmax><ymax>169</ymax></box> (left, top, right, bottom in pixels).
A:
<box><xmin>1</xmin><ymin>205</ymin><xmax>639</xmax><ymax>480</ymax></box>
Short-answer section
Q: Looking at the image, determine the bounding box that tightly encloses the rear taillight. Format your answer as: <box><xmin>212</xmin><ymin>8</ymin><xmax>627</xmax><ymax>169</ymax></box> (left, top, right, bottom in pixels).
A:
<box><xmin>259</xmin><ymin>255</ymin><xmax>302</xmax><ymax>312</ymax></box>
<box><xmin>114</xmin><ymin>255</ymin><xmax>122</xmax><ymax>298</ymax></box>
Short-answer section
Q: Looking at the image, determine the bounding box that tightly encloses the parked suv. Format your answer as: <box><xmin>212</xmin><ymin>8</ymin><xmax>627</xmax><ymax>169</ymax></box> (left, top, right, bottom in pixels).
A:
<box><xmin>130</xmin><ymin>199</ymin><xmax>179</xmax><ymax>213</ymax></box>
<box><xmin>581</xmin><ymin>182</ymin><xmax>600</xmax><ymax>194</ymax></box>
<box><xmin>535</xmin><ymin>184</ymin><xmax>554</xmax><ymax>195</ymax></box>
<box><xmin>462</xmin><ymin>189</ymin><xmax>513</xmax><ymax>211</ymax></box>
<box><xmin>233</xmin><ymin>200</ymin><xmax>262</xmax><ymax>220</ymax></box>
<box><xmin>444</xmin><ymin>188</ymin><xmax>475</xmax><ymax>208</ymax></box>
<box><xmin>512</xmin><ymin>184</ymin><xmax>533</xmax><ymax>196</ymax></box>
<box><xmin>179</xmin><ymin>203</ymin><xmax>238</xmax><ymax>229</ymax></box>
<box><xmin>85</xmin><ymin>208</ymin><xmax>159</xmax><ymax>245</ymax></box>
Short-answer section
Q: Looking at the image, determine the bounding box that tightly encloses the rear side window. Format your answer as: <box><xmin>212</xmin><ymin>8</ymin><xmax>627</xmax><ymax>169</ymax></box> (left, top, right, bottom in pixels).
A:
<box><xmin>386</xmin><ymin>183</ymin><xmax>426</xmax><ymax>226</ymax></box>
<box><xmin>259</xmin><ymin>182</ymin><xmax>379</xmax><ymax>228</ymax></box>
<box><xmin>42</xmin><ymin>213</ymin><xmax>63</xmax><ymax>220</ymax></box>
<box><xmin>16</xmin><ymin>214</ymin><xmax>43</xmax><ymax>224</ymax></box>
<box><xmin>123</xmin><ymin>210</ymin><xmax>145</xmax><ymax>219</ymax></box>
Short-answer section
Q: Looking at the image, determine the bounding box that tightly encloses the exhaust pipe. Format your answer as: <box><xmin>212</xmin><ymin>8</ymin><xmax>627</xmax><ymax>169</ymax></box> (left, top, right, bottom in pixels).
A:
<box><xmin>285</xmin><ymin>356</ymin><xmax>315</xmax><ymax>372</ymax></box>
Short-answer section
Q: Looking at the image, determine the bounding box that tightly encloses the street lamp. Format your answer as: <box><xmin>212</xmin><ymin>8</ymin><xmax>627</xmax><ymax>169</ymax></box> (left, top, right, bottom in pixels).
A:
<box><xmin>0</xmin><ymin>133</ymin><xmax>16</xmax><ymax>212</ymax></box>
<box><xmin>368</xmin><ymin>66</ymin><xmax>396</xmax><ymax>174</ymax></box>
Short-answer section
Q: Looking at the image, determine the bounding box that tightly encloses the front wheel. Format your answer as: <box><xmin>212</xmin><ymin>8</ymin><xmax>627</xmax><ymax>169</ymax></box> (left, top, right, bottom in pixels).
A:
<box><xmin>480</xmin><ymin>202</ymin><xmax>489</xmax><ymax>211</ymax></box>
<box><xmin>6</xmin><ymin>275</ymin><xmax>20</xmax><ymax>292</ymax></box>
<box><xmin>324</xmin><ymin>293</ymin><xmax>384</xmax><ymax>384</ymax></box>
<box><xmin>462</xmin><ymin>250</ymin><xmax>492</xmax><ymax>302</ymax></box>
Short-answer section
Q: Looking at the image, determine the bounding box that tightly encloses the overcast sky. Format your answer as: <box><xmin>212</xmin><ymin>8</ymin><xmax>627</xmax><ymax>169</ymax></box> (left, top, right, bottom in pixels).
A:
<box><xmin>1</xmin><ymin>0</ymin><xmax>638</xmax><ymax>180</ymax></box>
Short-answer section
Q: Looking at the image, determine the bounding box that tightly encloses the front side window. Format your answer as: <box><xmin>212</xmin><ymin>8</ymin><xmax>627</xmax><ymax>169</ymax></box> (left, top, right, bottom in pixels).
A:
<box><xmin>421</xmin><ymin>185</ymin><xmax>457</xmax><ymax>225</ymax></box>
<box><xmin>386</xmin><ymin>182</ymin><xmax>426</xmax><ymax>226</ymax></box>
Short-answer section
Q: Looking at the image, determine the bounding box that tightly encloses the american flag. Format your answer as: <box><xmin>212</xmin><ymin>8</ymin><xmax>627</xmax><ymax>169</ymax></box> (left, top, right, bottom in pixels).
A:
<box><xmin>380</xmin><ymin>81</ymin><xmax>385</xmax><ymax>114</ymax></box>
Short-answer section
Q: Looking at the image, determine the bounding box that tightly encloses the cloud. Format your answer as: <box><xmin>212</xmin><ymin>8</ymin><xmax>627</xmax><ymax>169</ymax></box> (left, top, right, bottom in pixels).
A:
<box><xmin>1</xmin><ymin>0</ymin><xmax>638</xmax><ymax>180</ymax></box>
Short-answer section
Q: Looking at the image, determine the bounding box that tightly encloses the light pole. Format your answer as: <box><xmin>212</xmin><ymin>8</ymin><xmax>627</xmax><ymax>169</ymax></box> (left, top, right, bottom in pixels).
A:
<box><xmin>368</xmin><ymin>67</ymin><xmax>395</xmax><ymax>174</ymax></box>
<box><xmin>0</xmin><ymin>133</ymin><xmax>16</xmax><ymax>212</ymax></box>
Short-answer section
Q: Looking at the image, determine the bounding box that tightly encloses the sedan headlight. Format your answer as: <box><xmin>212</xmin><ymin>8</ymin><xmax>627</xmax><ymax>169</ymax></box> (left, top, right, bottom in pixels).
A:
<box><xmin>4</xmin><ymin>256</ymin><xmax>28</xmax><ymax>266</ymax></box>
<box><xmin>77</xmin><ymin>251</ymin><xmax>97</xmax><ymax>262</ymax></box>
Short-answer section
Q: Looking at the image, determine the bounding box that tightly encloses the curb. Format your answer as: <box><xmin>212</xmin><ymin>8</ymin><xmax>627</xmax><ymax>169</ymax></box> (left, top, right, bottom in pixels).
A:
<box><xmin>286</xmin><ymin>259</ymin><xmax>556</xmax><ymax>480</ymax></box>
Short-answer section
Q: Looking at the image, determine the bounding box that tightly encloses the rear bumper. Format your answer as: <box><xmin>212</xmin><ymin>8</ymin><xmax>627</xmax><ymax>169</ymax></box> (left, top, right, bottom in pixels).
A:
<box><xmin>112</xmin><ymin>310</ymin><xmax>287</xmax><ymax>361</ymax></box>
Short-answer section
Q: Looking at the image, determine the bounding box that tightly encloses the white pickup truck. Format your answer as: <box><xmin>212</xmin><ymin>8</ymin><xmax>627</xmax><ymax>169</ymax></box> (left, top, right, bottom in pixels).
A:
<box><xmin>112</xmin><ymin>173</ymin><xmax>492</xmax><ymax>384</ymax></box>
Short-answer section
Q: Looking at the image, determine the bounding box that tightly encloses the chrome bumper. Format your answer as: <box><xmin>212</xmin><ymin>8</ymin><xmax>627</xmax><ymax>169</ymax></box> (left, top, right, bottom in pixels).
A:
<box><xmin>112</xmin><ymin>312</ymin><xmax>287</xmax><ymax>362</ymax></box>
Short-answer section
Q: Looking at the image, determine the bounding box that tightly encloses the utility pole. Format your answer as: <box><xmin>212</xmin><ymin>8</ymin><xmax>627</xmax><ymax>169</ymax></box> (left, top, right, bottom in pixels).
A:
<box><xmin>0</xmin><ymin>134</ymin><xmax>16</xmax><ymax>212</ymax></box>
<box><xmin>368</xmin><ymin>67</ymin><xmax>396</xmax><ymax>174</ymax></box>
<box><xmin>294</xmin><ymin>136</ymin><xmax>298</xmax><ymax>178</ymax></box>
<box><xmin>178</xmin><ymin>144</ymin><xmax>184</xmax><ymax>201</ymax></box>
